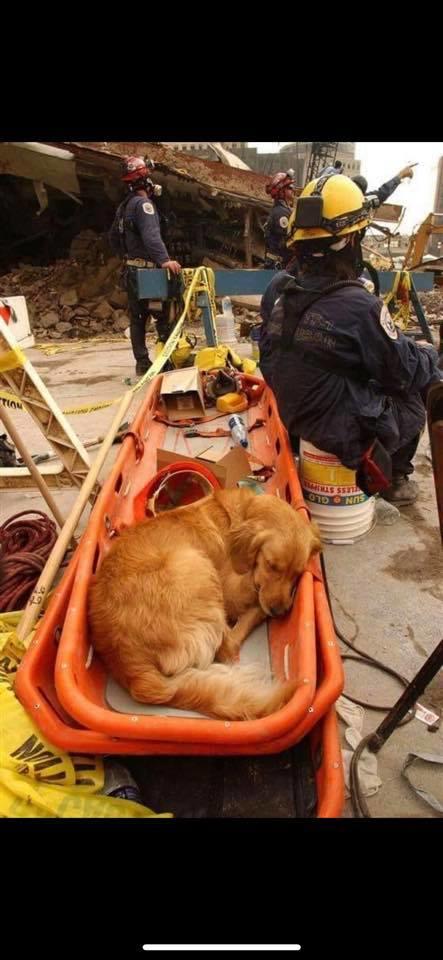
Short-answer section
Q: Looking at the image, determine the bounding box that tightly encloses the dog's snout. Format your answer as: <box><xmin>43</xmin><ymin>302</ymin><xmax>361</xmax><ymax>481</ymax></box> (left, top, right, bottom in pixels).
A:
<box><xmin>270</xmin><ymin>604</ymin><xmax>285</xmax><ymax>617</ymax></box>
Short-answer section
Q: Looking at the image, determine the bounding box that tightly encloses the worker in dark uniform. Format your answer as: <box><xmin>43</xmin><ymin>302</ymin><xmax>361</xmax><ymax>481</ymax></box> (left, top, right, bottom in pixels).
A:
<box><xmin>259</xmin><ymin>265</ymin><xmax>296</xmax><ymax>388</ymax></box>
<box><xmin>267</xmin><ymin>174</ymin><xmax>441</xmax><ymax>505</ymax></box>
<box><xmin>352</xmin><ymin>163</ymin><xmax>416</xmax><ymax>208</ymax></box>
<box><xmin>109</xmin><ymin>156</ymin><xmax>181</xmax><ymax>376</ymax></box>
<box><xmin>263</xmin><ymin>170</ymin><xmax>296</xmax><ymax>270</ymax></box>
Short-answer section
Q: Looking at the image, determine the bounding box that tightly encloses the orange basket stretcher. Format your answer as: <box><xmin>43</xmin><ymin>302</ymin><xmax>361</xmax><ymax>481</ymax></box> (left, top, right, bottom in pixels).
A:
<box><xmin>15</xmin><ymin>375</ymin><xmax>345</xmax><ymax>814</ymax></box>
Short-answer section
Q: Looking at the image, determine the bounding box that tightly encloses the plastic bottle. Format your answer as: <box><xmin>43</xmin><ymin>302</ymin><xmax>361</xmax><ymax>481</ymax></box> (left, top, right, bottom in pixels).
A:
<box><xmin>229</xmin><ymin>414</ymin><xmax>248</xmax><ymax>448</ymax></box>
<box><xmin>375</xmin><ymin>497</ymin><xmax>400</xmax><ymax>526</ymax></box>
<box><xmin>217</xmin><ymin>296</ymin><xmax>237</xmax><ymax>344</ymax></box>
<box><xmin>222</xmin><ymin>296</ymin><xmax>234</xmax><ymax>321</ymax></box>
<box><xmin>101</xmin><ymin>759</ymin><xmax>144</xmax><ymax>804</ymax></box>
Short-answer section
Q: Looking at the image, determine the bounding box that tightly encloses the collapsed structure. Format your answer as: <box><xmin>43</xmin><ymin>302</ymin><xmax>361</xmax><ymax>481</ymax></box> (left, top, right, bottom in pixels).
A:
<box><xmin>0</xmin><ymin>141</ymin><xmax>274</xmax><ymax>273</ymax></box>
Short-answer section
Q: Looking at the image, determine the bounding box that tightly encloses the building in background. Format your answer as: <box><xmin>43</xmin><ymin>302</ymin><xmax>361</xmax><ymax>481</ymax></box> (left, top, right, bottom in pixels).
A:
<box><xmin>164</xmin><ymin>142</ymin><xmax>360</xmax><ymax>185</ymax></box>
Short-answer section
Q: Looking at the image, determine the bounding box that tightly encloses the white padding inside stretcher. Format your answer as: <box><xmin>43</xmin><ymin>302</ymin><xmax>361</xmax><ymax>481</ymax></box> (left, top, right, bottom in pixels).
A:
<box><xmin>105</xmin><ymin>621</ymin><xmax>271</xmax><ymax>719</ymax></box>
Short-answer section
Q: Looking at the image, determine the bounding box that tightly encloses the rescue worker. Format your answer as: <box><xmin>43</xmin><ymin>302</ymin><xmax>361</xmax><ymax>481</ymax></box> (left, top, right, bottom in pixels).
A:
<box><xmin>352</xmin><ymin>163</ymin><xmax>416</xmax><ymax>208</ymax></box>
<box><xmin>263</xmin><ymin>170</ymin><xmax>296</xmax><ymax>270</ymax></box>
<box><xmin>317</xmin><ymin>160</ymin><xmax>344</xmax><ymax>178</ymax></box>
<box><xmin>266</xmin><ymin>174</ymin><xmax>441</xmax><ymax>505</ymax></box>
<box><xmin>108</xmin><ymin>156</ymin><xmax>181</xmax><ymax>376</ymax></box>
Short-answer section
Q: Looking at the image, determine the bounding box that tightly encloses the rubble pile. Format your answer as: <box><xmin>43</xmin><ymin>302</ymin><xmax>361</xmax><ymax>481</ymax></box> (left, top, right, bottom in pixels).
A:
<box><xmin>418</xmin><ymin>290</ymin><xmax>443</xmax><ymax>327</ymax></box>
<box><xmin>1</xmin><ymin>228</ymin><xmax>263</xmax><ymax>342</ymax></box>
<box><xmin>1</xmin><ymin>231</ymin><xmax>130</xmax><ymax>340</ymax></box>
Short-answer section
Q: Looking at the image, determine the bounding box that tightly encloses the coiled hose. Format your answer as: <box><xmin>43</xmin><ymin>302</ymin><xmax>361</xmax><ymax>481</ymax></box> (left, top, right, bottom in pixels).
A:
<box><xmin>0</xmin><ymin>511</ymin><xmax>57</xmax><ymax>612</ymax></box>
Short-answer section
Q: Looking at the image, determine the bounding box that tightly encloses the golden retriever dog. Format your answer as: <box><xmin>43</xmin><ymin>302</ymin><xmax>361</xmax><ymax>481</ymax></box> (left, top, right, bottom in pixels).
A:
<box><xmin>88</xmin><ymin>488</ymin><xmax>321</xmax><ymax>721</ymax></box>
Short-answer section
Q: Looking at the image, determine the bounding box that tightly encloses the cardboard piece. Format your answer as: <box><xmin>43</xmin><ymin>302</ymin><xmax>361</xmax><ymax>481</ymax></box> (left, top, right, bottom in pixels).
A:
<box><xmin>160</xmin><ymin>368</ymin><xmax>206</xmax><ymax>421</ymax></box>
<box><xmin>157</xmin><ymin>446</ymin><xmax>251</xmax><ymax>489</ymax></box>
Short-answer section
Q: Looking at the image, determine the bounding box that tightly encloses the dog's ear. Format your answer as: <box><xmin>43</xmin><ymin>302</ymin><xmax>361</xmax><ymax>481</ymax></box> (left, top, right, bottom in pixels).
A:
<box><xmin>309</xmin><ymin>521</ymin><xmax>322</xmax><ymax>557</ymax></box>
<box><xmin>229</xmin><ymin>520</ymin><xmax>268</xmax><ymax>574</ymax></box>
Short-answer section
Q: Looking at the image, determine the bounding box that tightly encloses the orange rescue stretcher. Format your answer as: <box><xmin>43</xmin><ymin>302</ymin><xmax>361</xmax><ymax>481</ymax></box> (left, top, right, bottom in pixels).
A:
<box><xmin>15</xmin><ymin>375</ymin><xmax>345</xmax><ymax>817</ymax></box>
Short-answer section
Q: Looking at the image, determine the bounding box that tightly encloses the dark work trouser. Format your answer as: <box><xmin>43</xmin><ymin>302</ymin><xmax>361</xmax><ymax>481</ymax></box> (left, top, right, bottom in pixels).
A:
<box><xmin>126</xmin><ymin>267</ymin><xmax>151</xmax><ymax>365</ymax></box>
<box><xmin>377</xmin><ymin>392</ymin><xmax>426</xmax><ymax>478</ymax></box>
<box><xmin>125</xmin><ymin>267</ymin><xmax>171</xmax><ymax>365</ymax></box>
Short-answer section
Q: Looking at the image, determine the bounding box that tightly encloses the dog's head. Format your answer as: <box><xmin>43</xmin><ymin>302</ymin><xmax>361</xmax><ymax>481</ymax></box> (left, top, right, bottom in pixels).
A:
<box><xmin>229</xmin><ymin>494</ymin><xmax>321</xmax><ymax>617</ymax></box>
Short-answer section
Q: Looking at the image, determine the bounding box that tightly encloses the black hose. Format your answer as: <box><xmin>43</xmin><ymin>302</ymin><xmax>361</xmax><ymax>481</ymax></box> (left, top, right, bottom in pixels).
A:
<box><xmin>320</xmin><ymin>552</ymin><xmax>416</xmax><ymax>819</ymax></box>
<box><xmin>320</xmin><ymin>552</ymin><xmax>415</xmax><ymax>719</ymax></box>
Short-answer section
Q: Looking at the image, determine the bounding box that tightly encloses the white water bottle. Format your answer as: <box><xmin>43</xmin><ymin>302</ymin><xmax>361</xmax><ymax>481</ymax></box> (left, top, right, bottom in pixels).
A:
<box><xmin>229</xmin><ymin>415</ymin><xmax>248</xmax><ymax>448</ymax></box>
<box><xmin>222</xmin><ymin>296</ymin><xmax>234</xmax><ymax>321</ymax></box>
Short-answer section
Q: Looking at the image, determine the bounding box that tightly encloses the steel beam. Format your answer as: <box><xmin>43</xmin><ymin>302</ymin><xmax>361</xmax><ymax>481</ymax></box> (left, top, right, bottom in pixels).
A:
<box><xmin>136</xmin><ymin>268</ymin><xmax>434</xmax><ymax>301</ymax></box>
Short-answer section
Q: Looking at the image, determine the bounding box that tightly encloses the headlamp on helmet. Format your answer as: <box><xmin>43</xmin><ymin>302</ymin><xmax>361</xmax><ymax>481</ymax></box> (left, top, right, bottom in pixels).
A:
<box><xmin>288</xmin><ymin>174</ymin><xmax>371</xmax><ymax>245</ymax></box>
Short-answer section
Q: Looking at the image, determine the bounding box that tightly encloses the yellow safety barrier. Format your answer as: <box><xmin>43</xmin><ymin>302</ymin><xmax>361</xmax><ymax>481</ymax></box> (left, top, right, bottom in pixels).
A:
<box><xmin>0</xmin><ymin>613</ymin><xmax>171</xmax><ymax>818</ymax></box>
<box><xmin>0</xmin><ymin>267</ymin><xmax>218</xmax><ymax>416</ymax></box>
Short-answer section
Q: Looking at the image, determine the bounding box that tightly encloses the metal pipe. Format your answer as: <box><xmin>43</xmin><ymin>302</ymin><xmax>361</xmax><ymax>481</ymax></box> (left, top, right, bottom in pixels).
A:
<box><xmin>368</xmin><ymin>638</ymin><xmax>443</xmax><ymax>752</ymax></box>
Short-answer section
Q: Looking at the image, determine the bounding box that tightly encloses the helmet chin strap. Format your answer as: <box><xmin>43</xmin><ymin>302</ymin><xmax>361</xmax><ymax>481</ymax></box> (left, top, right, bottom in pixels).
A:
<box><xmin>353</xmin><ymin>230</ymin><xmax>366</xmax><ymax>275</ymax></box>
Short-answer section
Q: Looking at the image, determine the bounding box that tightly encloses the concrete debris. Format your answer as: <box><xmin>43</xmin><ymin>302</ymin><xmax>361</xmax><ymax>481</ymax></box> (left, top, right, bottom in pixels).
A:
<box><xmin>0</xmin><ymin>225</ymin><xmax>262</xmax><ymax>343</ymax></box>
<box><xmin>0</xmin><ymin>231</ymin><xmax>126</xmax><ymax>341</ymax></box>
<box><xmin>108</xmin><ymin>288</ymin><xmax>128</xmax><ymax>309</ymax></box>
<box><xmin>40</xmin><ymin>310</ymin><xmax>60</xmax><ymax>329</ymax></box>
<box><xmin>59</xmin><ymin>288</ymin><xmax>79</xmax><ymax>307</ymax></box>
<box><xmin>419</xmin><ymin>290</ymin><xmax>443</xmax><ymax>320</ymax></box>
<box><xmin>93</xmin><ymin>300</ymin><xmax>113</xmax><ymax>321</ymax></box>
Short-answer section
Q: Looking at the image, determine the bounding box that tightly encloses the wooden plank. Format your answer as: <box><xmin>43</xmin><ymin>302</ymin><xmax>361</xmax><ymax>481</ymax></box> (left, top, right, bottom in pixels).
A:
<box><xmin>0</xmin><ymin>317</ymin><xmax>91</xmax><ymax>488</ymax></box>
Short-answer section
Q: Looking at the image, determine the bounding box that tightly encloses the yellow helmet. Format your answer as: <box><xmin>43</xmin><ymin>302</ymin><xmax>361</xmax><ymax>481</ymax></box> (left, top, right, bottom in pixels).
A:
<box><xmin>287</xmin><ymin>174</ymin><xmax>371</xmax><ymax>247</ymax></box>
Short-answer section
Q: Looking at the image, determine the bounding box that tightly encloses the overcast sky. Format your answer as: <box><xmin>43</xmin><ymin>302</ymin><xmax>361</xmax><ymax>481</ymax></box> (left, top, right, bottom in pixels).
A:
<box><xmin>249</xmin><ymin>142</ymin><xmax>443</xmax><ymax>233</ymax></box>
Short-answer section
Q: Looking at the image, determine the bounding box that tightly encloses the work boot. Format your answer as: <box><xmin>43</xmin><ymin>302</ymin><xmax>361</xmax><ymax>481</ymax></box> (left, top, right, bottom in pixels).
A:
<box><xmin>135</xmin><ymin>360</ymin><xmax>152</xmax><ymax>378</ymax></box>
<box><xmin>381</xmin><ymin>476</ymin><xmax>419</xmax><ymax>506</ymax></box>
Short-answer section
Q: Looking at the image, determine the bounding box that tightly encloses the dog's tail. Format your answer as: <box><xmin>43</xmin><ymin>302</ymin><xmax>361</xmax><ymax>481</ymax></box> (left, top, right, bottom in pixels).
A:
<box><xmin>129</xmin><ymin>663</ymin><xmax>296</xmax><ymax>721</ymax></box>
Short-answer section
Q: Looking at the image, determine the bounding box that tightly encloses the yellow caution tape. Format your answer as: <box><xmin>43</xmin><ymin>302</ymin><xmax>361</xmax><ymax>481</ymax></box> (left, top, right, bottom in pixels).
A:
<box><xmin>0</xmin><ymin>389</ymin><xmax>24</xmax><ymax>410</ymax></box>
<box><xmin>383</xmin><ymin>269</ymin><xmax>411</xmax><ymax>330</ymax></box>
<box><xmin>0</xmin><ymin>346</ymin><xmax>26</xmax><ymax>373</ymax></box>
<box><xmin>34</xmin><ymin>336</ymin><xmax>128</xmax><ymax>356</ymax></box>
<box><xmin>0</xmin><ymin>613</ymin><xmax>171</xmax><ymax>818</ymax></box>
<box><xmin>0</xmin><ymin>267</ymin><xmax>218</xmax><ymax>416</ymax></box>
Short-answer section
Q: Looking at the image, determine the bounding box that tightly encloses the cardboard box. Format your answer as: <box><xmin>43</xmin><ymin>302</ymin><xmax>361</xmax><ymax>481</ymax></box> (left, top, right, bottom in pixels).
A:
<box><xmin>157</xmin><ymin>446</ymin><xmax>251</xmax><ymax>489</ymax></box>
<box><xmin>160</xmin><ymin>368</ymin><xmax>206</xmax><ymax>422</ymax></box>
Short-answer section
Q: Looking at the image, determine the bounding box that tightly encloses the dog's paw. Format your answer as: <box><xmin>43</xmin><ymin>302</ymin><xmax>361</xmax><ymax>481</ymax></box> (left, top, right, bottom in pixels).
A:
<box><xmin>216</xmin><ymin>631</ymin><xmax>240</xmax><ymax>664</ymax></box>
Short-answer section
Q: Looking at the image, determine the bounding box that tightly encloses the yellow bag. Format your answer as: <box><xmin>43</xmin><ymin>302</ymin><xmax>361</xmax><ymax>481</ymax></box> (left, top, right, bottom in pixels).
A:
<box><xmin>240</xmin><ymin>357</ymin><xmax>257</xmax><ymax>375</ymax></box>
<box><xmin>157</xmin><ymin>336</ymin><xmax>195</xmax><ymax>368</ymax></box>
<box><xmin>195</xmin><ymin>345</ymin><xmax>230</xmax><ymax>370</ymax></box>
<box><xmin>0</xmin><ymin>616</ymin><xmax>171</xmax><ymax>819</ymax></box>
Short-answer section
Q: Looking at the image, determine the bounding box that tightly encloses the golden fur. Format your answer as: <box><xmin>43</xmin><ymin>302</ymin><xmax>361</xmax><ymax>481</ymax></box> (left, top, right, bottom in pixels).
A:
<box><xmin>88</xmin><ymin>488</ymin><xmax>321</xmax><ymax>721</ymax></box>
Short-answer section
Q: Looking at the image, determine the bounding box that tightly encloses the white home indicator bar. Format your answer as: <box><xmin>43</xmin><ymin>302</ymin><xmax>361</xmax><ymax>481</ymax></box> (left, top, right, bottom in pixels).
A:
<box><xmin>142</xmin><ymin>947</ymin><xmax>301</xmax><ymax>952</ymax></box>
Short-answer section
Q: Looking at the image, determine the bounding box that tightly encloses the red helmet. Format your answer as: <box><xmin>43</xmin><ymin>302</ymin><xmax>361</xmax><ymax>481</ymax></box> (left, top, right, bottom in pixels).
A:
<box><xmin>121</xmin><ymin>156</ymin><xmax>150</xmax><ymax>183</ymax></box>
<box><xmin>265</xmin><ymin>170</ymin><xmax>295</xmax><ymax>200</ymax></box>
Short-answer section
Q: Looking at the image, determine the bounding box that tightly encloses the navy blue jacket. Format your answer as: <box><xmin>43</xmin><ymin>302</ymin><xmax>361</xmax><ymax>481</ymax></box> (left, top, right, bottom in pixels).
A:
<box><xmin>109</xmin><ymin>194</ymin><xmax>169</xmax><ymax>265</ymax></box>
<box><xmin>264</xmin><ymin>201</ymin><xmax>291</xmax><ymax>261</ymax></box>
<box><xmin>260</xmin><ymin>269</ymin><xmax>294</xmax><ymax>385</ymax></box>
<box><xmin>264</xmin><ymin>275</ymin><xmax>441</xmax><ymax>468</ymax></box>
<box><xmin>366</xmin><ymin>175</ymin><xmax>401</xmax><ymax>208</ymax></box>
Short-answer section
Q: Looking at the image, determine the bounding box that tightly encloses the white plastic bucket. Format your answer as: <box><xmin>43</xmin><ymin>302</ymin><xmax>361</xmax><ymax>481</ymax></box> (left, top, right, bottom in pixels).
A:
<box><xmin>299</xmin><ymin>440</ymin><xmax>375</xmax><ymax>543</ymax></box>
